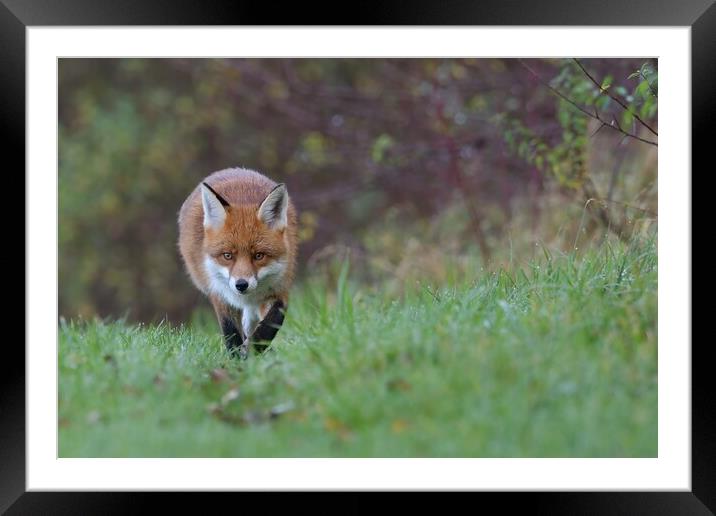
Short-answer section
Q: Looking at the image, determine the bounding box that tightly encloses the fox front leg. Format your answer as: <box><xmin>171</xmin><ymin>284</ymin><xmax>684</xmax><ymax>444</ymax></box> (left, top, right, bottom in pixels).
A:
<box><xmin>211</xmin><ymin>297</ymin><xmax>248</xmax><ymax>359</ymax></box>
<box><xmin>249</xmin><ymin>300</ymin><xmax>286</xmax><ymax>353</ymax></box>
<box><xmin>220</xmin><ymin>316</ymin><xmax>250</xmax><ymax>359</ymax></box>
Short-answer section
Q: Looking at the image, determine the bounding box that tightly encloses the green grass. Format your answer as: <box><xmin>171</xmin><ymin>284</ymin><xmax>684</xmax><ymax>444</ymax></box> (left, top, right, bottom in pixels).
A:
<box><xmin>59</xmin><ymin>239</ymin><xmax>657</xmax><ymax>457</ymax></box>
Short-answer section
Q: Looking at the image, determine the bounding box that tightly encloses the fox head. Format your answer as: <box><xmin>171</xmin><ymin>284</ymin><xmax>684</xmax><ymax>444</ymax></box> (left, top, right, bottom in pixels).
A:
<box><xmin>200</xmin><ymin>182</ymin><xmax>290</xmax><ymax>306</ymax></box>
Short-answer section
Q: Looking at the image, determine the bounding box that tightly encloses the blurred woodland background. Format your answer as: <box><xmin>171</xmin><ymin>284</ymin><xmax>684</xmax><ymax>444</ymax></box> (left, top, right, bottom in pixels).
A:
<box><xmin>58</xmin><ymin>58</ymin><xmax>657</xmax><ymax>323</ymax></box>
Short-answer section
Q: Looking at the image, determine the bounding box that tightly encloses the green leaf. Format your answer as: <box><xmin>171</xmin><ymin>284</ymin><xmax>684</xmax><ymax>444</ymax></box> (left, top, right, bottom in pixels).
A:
<box><xmin>518</xmin><ymin>141</ymin><xmax>529</xmax><ymax>159</ymax></box>
<box><xmin>505</xmin><ymin>131</ymin><xmax>514</xmax><ymax>147</ymax></box>
<box><xmin>635</xmin><ymin>80</ymin><xmax>650</xmax><ymax>100</ymax></box>
<box><xmin>639</xmin><ymin>102</ymin><xmax>650</xmax><ymax>120</ymax></box>
<box><xmin>371</xmin><ymin>134</ymin><xmax>394</xmax><ymax>163</ymax></box>
<box><xmin>621</xmin><ymin>109</ymin><xmax>634</xmax><ymax>129</ymax></box>
<box><xmin>595</xmin><ymin>95</ymin><xmax>611</xmax><ymax>111</ymax></box>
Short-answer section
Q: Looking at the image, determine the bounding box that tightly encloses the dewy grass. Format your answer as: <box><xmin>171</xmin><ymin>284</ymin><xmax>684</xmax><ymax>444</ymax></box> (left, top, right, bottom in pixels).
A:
<box><xmin>59</xmin><ymin>238</ymin><xmax>657</xmax><ymax>457</ymax></box>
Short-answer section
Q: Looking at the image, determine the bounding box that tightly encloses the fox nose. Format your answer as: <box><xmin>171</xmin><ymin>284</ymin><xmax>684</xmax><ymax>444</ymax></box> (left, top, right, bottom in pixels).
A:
<box><xmin>235</xmin><ymin>279</ymin><xmax>249</xmax><ymax>293</ymax></box>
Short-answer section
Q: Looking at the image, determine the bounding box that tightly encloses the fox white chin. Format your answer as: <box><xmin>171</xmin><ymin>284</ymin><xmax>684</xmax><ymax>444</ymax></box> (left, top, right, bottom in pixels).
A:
<box><xmin>202</xmin><ymin>256</ymin><xmax>287</xmax><ymax>310</ymax></box>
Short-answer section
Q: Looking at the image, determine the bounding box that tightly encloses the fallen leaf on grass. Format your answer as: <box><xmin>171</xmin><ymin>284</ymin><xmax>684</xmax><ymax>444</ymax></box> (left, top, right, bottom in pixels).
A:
<box><xmin>208</xmin><ymin>397</ymin><xmax>295</xmax><ymax>427</ymax></box>
<box><xmin>269</xmin><ymin>401</ymin><xmax>295</xmax><ymax>419</ymax></box>
<box><xmin>288</xmin><ymin>410</ymin><xmax>307</xmax><ymax>422</ymax></box>
<box><xmin>324</xmin><ymin>417</ymin><xmax>352</xmax><ymax>440</ymax></box>
<box><xmin>221</xmin><ymin>388</ymin><xmax>240</xmax><ymax>405</ymax></box>
<box><xmin>391</xmin><ymin>419</ymin><xmax>409</xmax><ymax>433</ymax></box>
<box><xmin>207</xmin><ymin>404</ymin><xmax>243</xmax><ymax>425</ymax></box>
<box><xmin>387</xmin><ymin>378</ymin><xmax>412</xmax><ymax>392</ymax></box>
<box><xmin>210</xmin><ymin>368</ymin><xmax>231</xmax><ymax>384</ymax></box>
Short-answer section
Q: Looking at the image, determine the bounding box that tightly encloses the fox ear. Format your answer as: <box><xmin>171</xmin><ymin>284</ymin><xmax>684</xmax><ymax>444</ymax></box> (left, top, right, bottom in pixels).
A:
<box><xmin>201</xmin><ymin>182</ymin><xmax>229</xmax><ymax>230</ymax></box>
<box><xmin>257</xmin><ymin>183</ymin><xmax>288</xmax><ymax>230</ymax></box>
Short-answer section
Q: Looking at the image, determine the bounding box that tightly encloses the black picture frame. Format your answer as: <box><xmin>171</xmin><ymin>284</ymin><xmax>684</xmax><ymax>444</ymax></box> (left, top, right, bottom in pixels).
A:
<box><xmin>5</xmin><ymin>0</ymin><xmax>707</xmax><ymax>512</ymax></box>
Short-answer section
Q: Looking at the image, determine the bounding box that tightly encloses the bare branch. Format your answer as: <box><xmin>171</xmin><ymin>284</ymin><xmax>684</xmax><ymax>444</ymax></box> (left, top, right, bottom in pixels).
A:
<box><xmin>573</xmin><ymin>58</ymin><xmax>658</xmax><ymax>137</ymax></box>
<box><xmin>518</xmin><ymin>60</ymin><xmax>657</xmax><ymax>147</ymax></box>
<box><xmin>590</xmin><ymin>122</ymin><xmax>608</xmax><ymax>138</ymax></box>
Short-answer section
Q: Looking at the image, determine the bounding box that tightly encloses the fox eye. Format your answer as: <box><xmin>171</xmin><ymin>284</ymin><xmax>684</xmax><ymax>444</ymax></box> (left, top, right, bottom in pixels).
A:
<box><xmin>222</xmin><ymin>252</ymin><xmax>233</xmax><ymax>260</ymax></box>
<box><xmin>253</xmin><ymin>252</ymin><xmax>265</xmax><ymax>261</ymax></box>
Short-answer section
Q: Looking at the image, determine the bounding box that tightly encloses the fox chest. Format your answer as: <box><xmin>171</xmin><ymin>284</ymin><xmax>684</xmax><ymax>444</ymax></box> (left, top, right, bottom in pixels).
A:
<box><xmin>238</xmin><ymin>301</ymin><xmax>261</xmax><ymax>338</ymax></box>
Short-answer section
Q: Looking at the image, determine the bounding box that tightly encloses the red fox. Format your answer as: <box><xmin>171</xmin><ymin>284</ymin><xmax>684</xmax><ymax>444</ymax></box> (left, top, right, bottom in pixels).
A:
<box><xmin>178</xmin><ymin>167</ymin><xmax>297</xmax><ymax>358</ymax></box>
